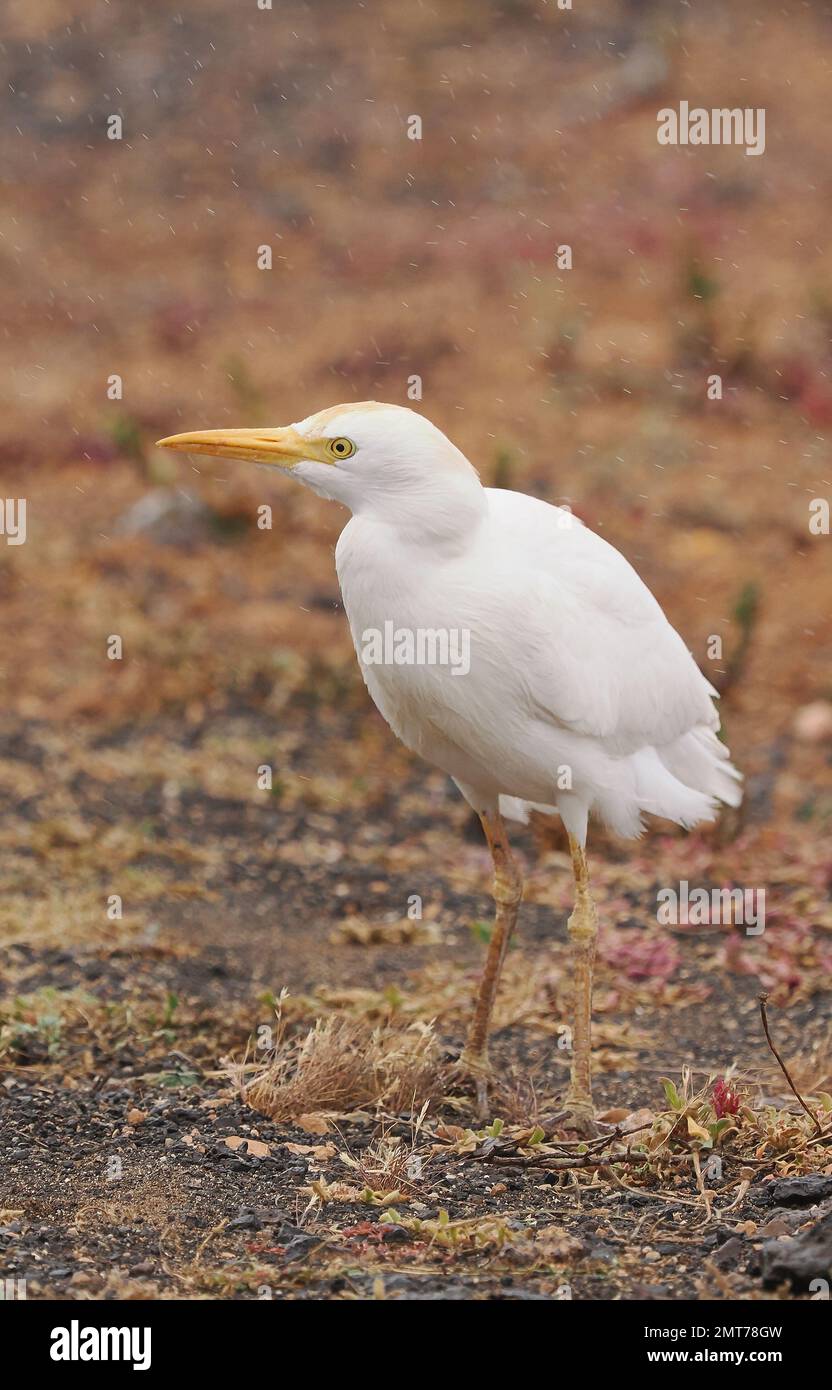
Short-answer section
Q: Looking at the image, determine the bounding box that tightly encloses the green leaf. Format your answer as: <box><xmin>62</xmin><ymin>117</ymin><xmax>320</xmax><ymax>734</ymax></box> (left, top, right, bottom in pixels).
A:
<box><xmin>686</xmin><ymin>261</ymin><xmax>719</xmax><ymax>303</ymax></box>
<box><xmin>661</xmin><ymin>1077</ymin><xmax>683</xmax><ymax>1111</ymax></box>
<box><xmin>708</xmin><ymin>1118</ymin><xmax>734</xmax><ymax>1142</ymax></box>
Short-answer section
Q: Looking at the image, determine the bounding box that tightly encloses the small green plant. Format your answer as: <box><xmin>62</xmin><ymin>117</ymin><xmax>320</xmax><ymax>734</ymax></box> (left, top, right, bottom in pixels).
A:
<box><xmin>493</xmin><ymin>448</ymin><xmax>515</xmax><ymax>489</ymax></box>
<box><xmin>109</xmin><ymin>414</ymin><xmax>146</xmax><ymax>469</ymax></box>
<box><xmin>0</xmin><ymin>988</ymin><xmax>98</xmax><ymax>1060</ymax></box>
<box><xmin>685</xmin><ymin>260</ymin><xmax>719</xmax><ymax>303</ymax></box>
<box><xmin>718</xmin><ymin>580</ymin><xmax>760</xmax><ymax>696</ymax></box>
<box><xmin>470</xmin><ymin>920</ymin><xmax>515</xmax><ymax>951</ymax></box>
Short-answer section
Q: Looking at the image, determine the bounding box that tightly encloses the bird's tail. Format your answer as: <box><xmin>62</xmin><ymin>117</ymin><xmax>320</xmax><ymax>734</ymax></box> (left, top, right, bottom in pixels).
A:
<box><xmin>500</xmin><ymin>726</ymin><xmax>741</xmax><ymax>841</ymax></box>
<box><xmin>657</xmin><ymin>726</ymin><xmax>743</xmax><ymax>809</ymax></box>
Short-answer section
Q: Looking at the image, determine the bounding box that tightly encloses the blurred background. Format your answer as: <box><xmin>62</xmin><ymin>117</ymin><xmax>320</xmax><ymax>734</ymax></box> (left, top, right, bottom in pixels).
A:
<box><xmin>2</xmin><ymin>0</ymin><xmax>831</xmax><ymax>1019</ymax></box>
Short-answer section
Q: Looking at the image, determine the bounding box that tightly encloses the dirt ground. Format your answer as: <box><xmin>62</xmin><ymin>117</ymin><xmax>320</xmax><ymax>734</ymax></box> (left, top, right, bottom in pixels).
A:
<box><xmin>1</xmin><ymin>0</ymin><xmax>831</xmax><ymax>1301</ymax></box>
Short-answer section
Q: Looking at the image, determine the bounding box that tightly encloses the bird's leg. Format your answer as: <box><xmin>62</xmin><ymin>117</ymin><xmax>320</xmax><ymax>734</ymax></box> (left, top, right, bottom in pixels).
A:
<box><xmin>457</xmin><ymin>810</ymin><xmax>523</xmax><ymax>1117</ymax></box>
<box><xmin>561</xmin><ymin>834</ymin><xmax>598</xmax><ymax>1135</ymax></box>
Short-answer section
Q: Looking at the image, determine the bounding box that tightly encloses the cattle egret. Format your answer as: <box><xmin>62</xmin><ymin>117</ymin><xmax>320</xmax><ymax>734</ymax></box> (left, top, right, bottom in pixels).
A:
<box><xmin>159</xmin><ymin>403</ymin><xmax>741</xmax><ymax>1132</ymax></box>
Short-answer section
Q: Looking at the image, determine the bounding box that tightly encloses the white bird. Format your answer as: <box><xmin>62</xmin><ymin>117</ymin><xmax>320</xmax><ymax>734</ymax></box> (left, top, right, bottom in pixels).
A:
<box><xmin>159</xmin><ymin>403</ymin><xmax>742</xmax><ymax>1131</ymax></box>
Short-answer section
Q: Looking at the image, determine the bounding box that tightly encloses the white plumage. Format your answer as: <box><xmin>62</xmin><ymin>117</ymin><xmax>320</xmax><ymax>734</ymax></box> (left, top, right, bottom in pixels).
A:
<box><xmin>327</xmin><ymin>406</ymin><xmax>741</xmax><ymax>843</ymax></box>
<box><xmin>159</xmin><ymin>400</ymin><xmax>741</xmax><ymax>1129</ymax></box>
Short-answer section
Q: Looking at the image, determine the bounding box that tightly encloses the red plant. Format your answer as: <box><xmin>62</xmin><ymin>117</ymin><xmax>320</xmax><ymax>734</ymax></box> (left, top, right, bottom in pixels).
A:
<box><xmin>712</xmin><ymin>1078</ymin><xmax>741</xmax><ymax>1118</ymax></box>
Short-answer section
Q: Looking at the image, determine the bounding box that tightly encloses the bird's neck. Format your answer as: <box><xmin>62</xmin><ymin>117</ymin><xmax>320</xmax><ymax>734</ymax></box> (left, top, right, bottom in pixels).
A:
<box><xmin>359</xmin><ymin>474</ymin><xmax>488</xmax><ymax>554</ymax></box>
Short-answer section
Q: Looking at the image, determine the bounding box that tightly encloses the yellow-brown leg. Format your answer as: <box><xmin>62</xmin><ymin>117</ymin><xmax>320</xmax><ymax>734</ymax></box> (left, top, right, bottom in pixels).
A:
<box><xmin>457</xmin><ymin>810</ymin><xmax>523</xmax><ymax>1115</ymax></box>
<box><xmin>561</xmin><ymin>834</ymin><xmax>598</xmax><ymax>1134</ymax></box>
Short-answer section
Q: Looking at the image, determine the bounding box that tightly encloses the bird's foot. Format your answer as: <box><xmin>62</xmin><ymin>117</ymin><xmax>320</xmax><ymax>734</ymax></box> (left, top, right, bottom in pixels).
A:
<box><xmin>449</xmin><ymin>1048</ymin><xmax>493</xmax><ymax>1121</ymax></box>
<box><xmin>552</xmin><ymin>1098</ymin><xmax>598</xmax><ymax>1139</ymax></box>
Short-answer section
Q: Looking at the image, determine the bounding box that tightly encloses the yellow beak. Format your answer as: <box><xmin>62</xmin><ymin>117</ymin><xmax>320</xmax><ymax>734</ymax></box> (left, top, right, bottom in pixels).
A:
<box><xmin>156</xmin><ymin>425</ymin><xmax>314</xmax><ymax>467</ymax></box>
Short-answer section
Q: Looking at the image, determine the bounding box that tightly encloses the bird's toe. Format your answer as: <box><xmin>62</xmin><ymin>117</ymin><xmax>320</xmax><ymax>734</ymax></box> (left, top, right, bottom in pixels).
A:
<box><xmin>552</xmin><ymin>1102</ymin><xmax>600</xmax><ymax>1139</ymax></box>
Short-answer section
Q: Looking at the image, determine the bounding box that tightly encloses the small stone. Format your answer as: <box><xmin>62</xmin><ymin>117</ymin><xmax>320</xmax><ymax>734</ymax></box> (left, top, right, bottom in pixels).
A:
<box><xmin>761</xmin><ymin>1210</ymin><xmax>832</xmax><ymax>1290</ymax></box>
<box><xmin>793</xmin><ymin>701</ymin><xmax>832</xmax><ymax>743</ymax></box>
<box><xmin>765</xmin><ymin>1175</ymin><xmax>832</xmax><ymax>1207</ymax></box>
<box><xmin>713</xmin><ymin>1236</ymin><xmax>744</xmax><ymax>1269</ymax></box>
<box><xmin>224</xmin><ymin>1135</ymin><xmax>270</xmax><ymax>1158</ymax></box>
<box><xmin>381</xmin><ymin>1225</ymin><xmax>411</xmax><ymax>1244</ymax></box>
<box><xmin>295</xmin><ymin>1113</ymin><xmax>331</xmax><ymax>1134</ymax></box>
<box><xmin>756</xmin><ymin>1216</ymin><xmax>795</xmax><ymax>1239</ymax></box>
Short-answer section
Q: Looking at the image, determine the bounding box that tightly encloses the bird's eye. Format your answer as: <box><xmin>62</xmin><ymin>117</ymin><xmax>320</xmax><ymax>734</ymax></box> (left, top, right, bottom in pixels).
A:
<box><xmin>326</xmin><ymin>436</ymin><xmax>356</xmax><ymax>459</ymax></box>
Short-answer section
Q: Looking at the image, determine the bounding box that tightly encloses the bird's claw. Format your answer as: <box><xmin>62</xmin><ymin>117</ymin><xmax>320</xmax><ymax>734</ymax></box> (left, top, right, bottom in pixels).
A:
<box><xmin>551</xmin><ymin>1102</ymin><xmax>600</xmax><ymax>1139</ymax></box>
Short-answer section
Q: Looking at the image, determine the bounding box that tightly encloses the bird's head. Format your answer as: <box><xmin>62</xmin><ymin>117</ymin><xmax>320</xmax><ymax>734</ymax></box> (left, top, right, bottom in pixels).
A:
<box><xmin>158</xmin><ymin>402</ymin><xmax>483</xmax><ymax>533</ymax></box>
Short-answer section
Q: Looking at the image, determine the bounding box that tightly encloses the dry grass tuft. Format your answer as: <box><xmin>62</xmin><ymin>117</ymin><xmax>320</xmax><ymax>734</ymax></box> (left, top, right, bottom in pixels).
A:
<box><xmin>340</xmin><ymin>1122</ymin><xmax>431</xmax><ymax>1197</ymax></box>
<box><xmin>487</xmin><ymin>1063</ymin><xmax>555</xmax><ymax>1126</ymax></box>
<box><xmin>240</xmin><ymin>1013</ymin><xmax>443</xmax><ymax>1123</ymax></box>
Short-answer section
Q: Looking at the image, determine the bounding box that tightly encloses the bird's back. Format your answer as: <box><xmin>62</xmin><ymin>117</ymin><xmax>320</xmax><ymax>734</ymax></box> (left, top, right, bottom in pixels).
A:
<box><xmin>335</xmin><ymin>487</ymin><xmax>741</xmax><ymax>838</ymax></box>
<box><xmin>482</xmin><ymin>487</ymin><xmax>722</xmax><ymax>755</ymax></box>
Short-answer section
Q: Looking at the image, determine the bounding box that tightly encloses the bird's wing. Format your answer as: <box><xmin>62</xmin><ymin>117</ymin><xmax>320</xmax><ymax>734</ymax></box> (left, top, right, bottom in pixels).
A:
<box><xmin>485</xmin><ymin>488</ymin><xmax>720</xmax><ymax>756</ymax></box>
